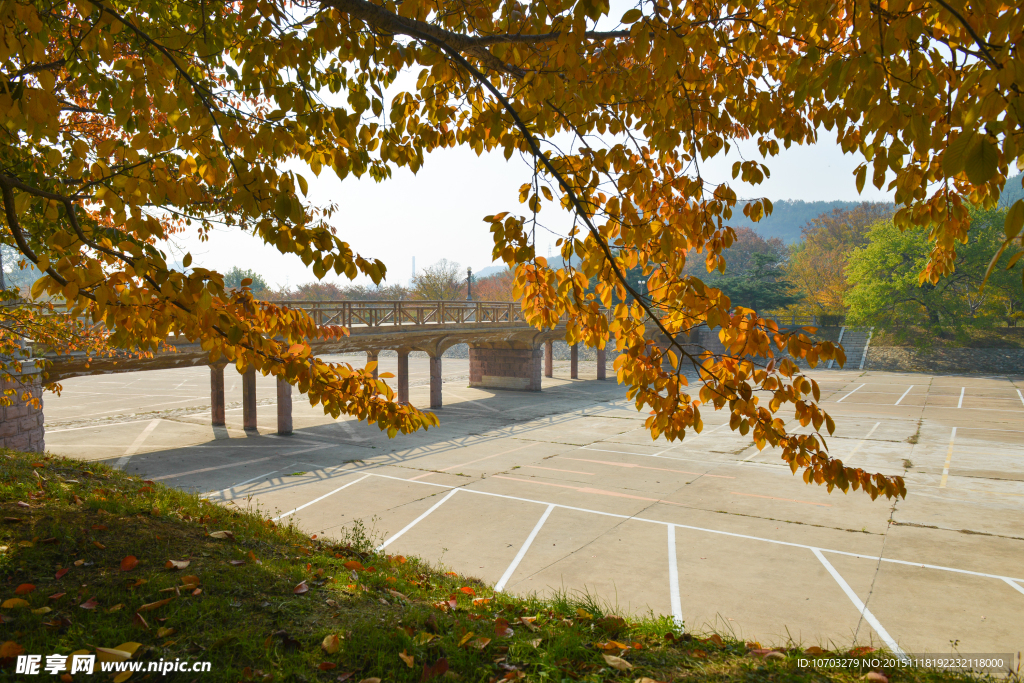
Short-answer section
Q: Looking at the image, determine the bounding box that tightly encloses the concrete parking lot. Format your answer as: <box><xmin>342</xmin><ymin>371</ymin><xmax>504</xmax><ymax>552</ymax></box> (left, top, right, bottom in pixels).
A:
<box><xmin>44</xmin><ymin>357</ymin><xmax>1024</xmax><ymax>656</ymax></box>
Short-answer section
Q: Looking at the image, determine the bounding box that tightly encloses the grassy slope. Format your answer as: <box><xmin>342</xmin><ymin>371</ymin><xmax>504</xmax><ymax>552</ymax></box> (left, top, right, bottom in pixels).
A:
<box><xmin>0</xmin><ymin>449</ymin><xmax>984</xmax><ymax>683</ymax></box>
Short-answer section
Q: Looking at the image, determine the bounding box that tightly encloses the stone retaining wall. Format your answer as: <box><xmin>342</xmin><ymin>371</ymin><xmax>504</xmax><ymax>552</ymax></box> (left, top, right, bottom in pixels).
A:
<box><xmin>1</xmin><ymin>365</ymin><xmax>45</xmax><ymax>452</ymax></box>
<box><xmin>864</xmin><ymin>347</ymin><xmax>1024</xmax><ymax>374</ymax></box>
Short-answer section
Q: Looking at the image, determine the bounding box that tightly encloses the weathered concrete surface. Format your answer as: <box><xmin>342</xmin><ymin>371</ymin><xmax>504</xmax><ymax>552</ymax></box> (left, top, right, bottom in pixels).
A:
<box><xmin>42</xmin><ymin>362</ymin><xmax>1024</xmax><ymax>656</ymax></box>
<box><xmin>866</xmin><ymin>346</ymin><xmax>1024</xmax><ymax>374</ymax></box>
<box><xmin>1</xmin><ymin>363</ymin><xmax>44</xmax><ymax>452</ymax></box>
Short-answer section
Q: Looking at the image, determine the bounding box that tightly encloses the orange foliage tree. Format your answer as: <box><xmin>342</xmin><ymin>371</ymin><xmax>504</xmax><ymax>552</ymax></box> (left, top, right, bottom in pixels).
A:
<box><xmin>5</xmin><ymin>0</ymin><xmax>1023</xmax><ymax>496</ymax></box>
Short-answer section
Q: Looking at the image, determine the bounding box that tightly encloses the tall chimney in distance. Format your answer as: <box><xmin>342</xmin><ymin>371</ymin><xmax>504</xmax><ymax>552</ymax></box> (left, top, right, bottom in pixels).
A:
<box><xmin>410</xmin><ymin>256</ymin><xmax>416</xmax><ymax>287</ymax></box>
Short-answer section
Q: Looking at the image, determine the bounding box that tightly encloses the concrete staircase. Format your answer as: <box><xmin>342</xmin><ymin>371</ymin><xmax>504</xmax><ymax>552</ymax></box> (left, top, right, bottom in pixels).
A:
<box><xmin>834</xmin><ymin>327</ymin><xmax>873</xmax><ymax>370</ymax></box>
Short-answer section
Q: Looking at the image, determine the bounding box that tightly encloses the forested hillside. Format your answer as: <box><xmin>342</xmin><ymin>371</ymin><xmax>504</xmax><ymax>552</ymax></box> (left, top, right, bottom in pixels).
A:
<box><xmin>732</xmin><ymin>200</ymin><xmax>886</xmax><ymax>243</ymax></box>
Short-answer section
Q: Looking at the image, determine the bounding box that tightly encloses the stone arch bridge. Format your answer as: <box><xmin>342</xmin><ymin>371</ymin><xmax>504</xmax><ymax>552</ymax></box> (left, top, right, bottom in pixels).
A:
<box><xmin>42</xmin><ymin>300</ymin><xmax>609</xmax><ymax>439</ymax></box>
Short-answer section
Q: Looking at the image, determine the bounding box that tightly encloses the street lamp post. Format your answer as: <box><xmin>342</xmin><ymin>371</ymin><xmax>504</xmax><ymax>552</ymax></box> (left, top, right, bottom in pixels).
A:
<box><xmin>466</xmin><ymin>267</ymin><xmax>473</xmax><ymax>301</ymax></box>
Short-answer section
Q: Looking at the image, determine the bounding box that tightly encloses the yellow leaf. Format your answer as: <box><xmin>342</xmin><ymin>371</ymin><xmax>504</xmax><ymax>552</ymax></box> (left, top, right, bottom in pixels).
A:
<box><xmin>399</xmin><ymin>649</ymin><xmax>415</xmax><ymax>668</ymax></box>
<box><xmin>602</xmin><ymin>654</ymin><xmax>632</xmax><ymax>670</ymax></box>
<box><xmin>1</xmin><ymin>598</ymin><xmax>29</xmax><ymax>609</ymax></box>
<box><xmin>322</xmin><ymin>633</ymin><xmax>342</xmax><ymax>654</ymax></box>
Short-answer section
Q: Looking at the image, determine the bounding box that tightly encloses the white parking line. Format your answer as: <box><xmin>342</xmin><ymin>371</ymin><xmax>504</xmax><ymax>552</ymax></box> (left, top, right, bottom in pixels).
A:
<box><xmin>846</xmin><ymin>422</ymin><xmax>881</xmax><ymax>459</ymax></box>
<box><xmin>667</xmin><ymin>525</ymin><xmax>683</xmax><ymax>626</ymax></box>
<box><xmin>958</xmin><ymin>387</ymin><xmax>965</xmax><ymax>408</ymax></box>
<box><xmin>201</xmin><ymin>470</ymin><xmax>280</xmax><ymax>499</ymax></box>
<box><xmin>338</xmin><ymin>420</ymin><xmax>369</xmax><ymax>442</ymax></box>
<box><xmin>364</xmin><ymin>473</ymin><xmax>1024</xmax><ymax>583</ymax></box>
<box><xmin>812</xmin><ymin>549</ymin><xmax>909</xmax><ymax>663</ymax></box>
<box><xmin>894</xmin><ymin>386</ymin><xmax>913</xmax><ymax>406</ymax></box>
<box><xmin>940</xmin><ymin>427</ymin><xmax>957</xmax><ymax>489</ymax></box>
<box><xmin>495</xmin><ymin>504</ymin><xmax>555</xmax><ymax>592</ymax></box>
<box><xmin>377</xmin><ymin>489</ymin><xmax>459</xmax><ymax>550</ymax></box>
<box><xmin>116</xmin><ymin>419</ymin><xmax>162</xmax><ymax>469</ymax></box>
<box><xmin>1003</xmin><ymin>578</ymin><xmax>1024</xmax><ymax>597</ymax></box>
<box><xmin>273</xmin><ymin>473</ymin><xmax>372</xmax><ymax>521</ymax></box>
<box><xmin>836</xmin><ymin>384</ymin><xmax>866</xmax><ymax>403</ymax></box>
<box><xmin>1018</xmin><ymin>389</ymin><xmax>1024</xmax><ymax>407</ymax></box>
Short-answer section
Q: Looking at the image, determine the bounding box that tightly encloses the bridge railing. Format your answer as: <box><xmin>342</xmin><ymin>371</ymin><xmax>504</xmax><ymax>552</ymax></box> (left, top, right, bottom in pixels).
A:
<box><xmin>273</xmin><ymin>300</ymin><xmax>532</xmax><ymax>328</ymax></box>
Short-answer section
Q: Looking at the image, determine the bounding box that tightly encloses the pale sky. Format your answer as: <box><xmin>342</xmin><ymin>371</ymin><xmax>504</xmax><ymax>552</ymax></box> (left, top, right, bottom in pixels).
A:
<box><xmin>165</xmin><ymin>126</ymin><xmax>893</xmax><ymax>292</ymax></box>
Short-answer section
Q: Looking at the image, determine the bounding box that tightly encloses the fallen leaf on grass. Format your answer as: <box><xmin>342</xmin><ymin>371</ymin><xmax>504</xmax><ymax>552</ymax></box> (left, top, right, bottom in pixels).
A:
<box><xmin>387</xmin><ymin>589</ymin><xmax>409</xmax><ymax>602</ymax></box>
<box><xmin>864</xmin><ymin>673</ymin><xmax>889</xmax><ymax>683</ymax></box>
<box><xmin>165</xmin><ymin>560</ymin><xmax>190</xmax><ymax>570</ymax></box>
<box><xmin>128</xmin><ymin>579</ymin><xmax>147</xmax><ymax>589</ymax></box>
<box><xmin>494</xmin><ymin>618</ymin><xmax>513</xmax><ymax>638</ymax></box>
<box><xmin>335</xmin><ymin>674</ymin><xmax>354</xmax><ymax>682</ymax></box>
<box><xmin>529</xmin><ymin>638</ymin><xmax>542</xmax><ymax>648</ymax></box>
<box><xmin>31</xmin><ymin>607</ymin><xmax>51</xmax><ymax>615</ymax></box>
<box><xmin>181</xmin><ymin>574</ymin><xmax>200</xmax><ymax>587</ymax></box>
<box><xmin>294</xmin><ymin>581</ymin><xmax>309</xmax><ymax>595</ymax></box>
<box><xmin>48</xmin><ymin>592</ymin><xmax>65</xmax><ymax>600</ymax></box>
<box><xmin>138</xmin><ymin>597</ymin><xmax>174</xmax><ymax>612</ymax></box>
<box><xmin>156</xmin><ymin>627</ymin><xmax>175</xmax><ymax>638</ymax></box>
<box><xmin>636</xmin><ymin>678</ymin><xmax>667</xmax><ymax>683</ymax></box>
<box><xmin>357</xmin><ymin>678</ymin><xmax>381</xmax><ymax>683</ymax></box>
<box><xmin>595</xmin><ymin>641</ymin><xmax>630</xmax><ymax>651</ymax></box>
<box><xmin>596</xmin><ymin>615</ymin><xmax>627</xmax><ymax>635</ymax></box>
<box><xmin>342</xmin><ymin>561</ymin><xmax>364</xmax><ymax>571</ymax></box>
<box><xmin>55</xmin><ymin>568</ymin><xmax>69</xmax><ymax>580</ymax></box>
<box><xmin>459</xmin><ymin>586</ymin><xmax>475</xmax><ymax>596</ymax></box>
<box><xmin>191</xmin><ymin>588</ymin><xmax>202</xmax><ymax>596</ymax></box>
<box><xmin>73</xmin><ymin>559</ymin><xmax>85</xmax><ymax>567</ymax></box>
<box><xmin>706</xmin><ymin>634</ymin><xmax>725</xmax><ymax>647</ymax></box>
<box><xmin>112</xmin><ymin>672</ymin><xmax>132</xmax><ymax>683</ymax></box>
<box><xmin>602</xmin><ymin>654</ymin><xmax>632</xmax><ymax>671</ymax></box>
<box><xmin>120</xmin><ymin>556</ymin><xmax>139</xmax><ymax>572</ymax></box>
<box><xmin>421</xmin><ymin>657</ymin><xmax>449</xmax><ymax>681</ymax></box>
<box><xmin>399</xmin><ymin>650</ymin><xmax>415</xmax><ymax>668</ymax></box>
<box><xmin>247</xmin><ymin>551</ymin><xmax>261</xmax><ymax>564</ymax></box>
<box><xmin>473</xmin><ymin>597</ymin><xmax>492</xmax><ymax>607</ymax></box>
<box><xmin>322</xmin><ymin>634</ymin><xmax>342</xmax><ymax>654</ymax></box>
<box><xmin>849</xmin><ymin>647</ymin><xmax>876</xmax><ymax>656</ymax></box>
<box><xmin>765</xmin><ymin>652</ymin><xmax>786</xmax><ymax>661</ymax></box>
<box><xmin>44</xmin><ymin>617</ymin><xmax>72</xmax><ymax>631</ymax></box>
<box><xmin>227</xmin><ymin>560</ymin><xmax>246</xmax><ymax>567</ymax></box>
<box><xmin>0</xmin><ymin>641</ymin><xmax>24</xmax><ymax>658</ymax></box>
<box><xmin>2</xmin><ymin>517</ymin><xmax>21</xmax><ymax>524</ymax></box>
<box><xmin>14</xmin><ymin>584</ymin><xmax>35</xmax><ymax>595</ymax></box>
<box><xmin>518</xmin><ymin>616</ymin><xmax>538</xmax><ymax>631</ymax></box>
<box><xmin>209</xmin><ymin>530</ymin><xmax>235</xmax><ymax>541</ymax></box>
<box><xmin>468</xmin><ymin>637</ymin><xmax>491</xmax><ymax>650</ymax></box>
<box><xmin>133</xmin><ymin>613</ymin><xmax>150</xmax><ymax>630</ymax></box>
<box><xmin>93</xmin><ymin>541</ymin><xmax>106</xmax><ymax>550</ymax></box>
<box><xmin>107</xmin><ymin>604</ymin><xmax>124</xmax><ymax>613</ymax></box>
<box><xmin>91</xmin><ymin>524</ymin><xmax>107</xmax><ymax>531</ymax></box>
<box><xmin>79</xmin><ymin>597</ymin><xmax>98</xmax><ymax>610</ymax></box>
<box><xmin>271</xmin><ymin>630</ymin><xmax>301</xmax><ymax>651</ymax></box>
<box><xmin>319</xmin><ymin>662</ymin><xmax>338</xmax><ymax>671</ymax></box>
<box><xmin>1</xmin><ymin>598</ymin><xmax>29</xmax><ymax>609</ymax></box>
<box><xmin>805</xmin><ymin>646</ymin><xmax>824</xmax><ymax>655</ymax></box>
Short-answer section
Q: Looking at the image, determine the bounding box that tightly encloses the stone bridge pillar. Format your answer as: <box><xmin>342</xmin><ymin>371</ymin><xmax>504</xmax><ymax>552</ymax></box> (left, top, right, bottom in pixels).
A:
<box><xmin>570</xmin><ymin>343</ymin><xmax>579</xmax><ymax>379</ymax></box>
<box><xmin>544</xmin><ymin>341</ymin><xmax>553</xmax><ymax>378</ymax></box>
<box><xmin>469</xmin><ymin>342</ymin><xmax>542</xmax><ymax>391</ymax></box>
<box><xmin>429</xmin><ymin>355</ymin><xmax>443</xmax><ymax>408</ymax></box>
<box><xmin>366</xmin><ymin>350</ymin><xmax>379</xmax><ymax>379</ymax></box>
<box><xmin>209</xmin><ymin>363</ymin><xmax>227</xmax><ymax>426</ymax></box>
<box><xmin>242</xmin><ymin>365</ymin><xmax>257</xmax><ymax>430</ymax></box>
<box><xmin>1</xmin><ymin>363</ymin><xmax>44</xmax><ymax>453</ymax></box>
<box><xmin>276</xmin><ymin>376</ymin><xmax>293</xmax><ymax>435</ymax></box>
<box><xmin>597</xmin><ymin>347</ymin><xmax>606</xmax><ymax>380</ymax></box>
<box><xmin>397</xmin><ymin>350</ymin><xmax>410</xmax><ymax>403</ymax></box>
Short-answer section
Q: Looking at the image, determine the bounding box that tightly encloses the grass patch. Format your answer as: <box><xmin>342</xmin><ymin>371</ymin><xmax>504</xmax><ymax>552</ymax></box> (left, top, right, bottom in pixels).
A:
<box><xmin>0</xmin><ymin>449</ymin><xmax>1000</xmax><ymax>683</ymax></box>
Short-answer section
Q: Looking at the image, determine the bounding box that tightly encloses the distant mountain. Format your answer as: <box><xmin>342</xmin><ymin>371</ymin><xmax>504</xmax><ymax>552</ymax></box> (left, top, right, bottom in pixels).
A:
<box><xmin>999</xmin><ymin>174</ymin><xmax>1023</xmax><ymax>208</ymax></box>
<box><xmin>729</xmin><ymin>199</ymin><xmax>890</xmax><ymax>244</ymax></box>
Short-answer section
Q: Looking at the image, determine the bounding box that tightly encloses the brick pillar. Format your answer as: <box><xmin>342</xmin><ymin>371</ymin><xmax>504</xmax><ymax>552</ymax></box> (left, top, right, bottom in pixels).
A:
<box><xmin>397</xmin><ymin>350</ymin><xmax>410</xmax><ymax>403</ymax></box>
<box><xmin>570</xmin><ymin>343</ymin><xmax>579</xmax><ymax>379</ymax></box>
<box><xmin>210</xmin><ymin>363</ymin><xmax>226</xmax><ymax>426</ymax></box>
<box><xmin>276</xmin><ymin>376</ymin><xmax>292</xmax><ymax>435</ymax></box>
<box><xmin>429</xmin><ymin>355</ymin><xmax>442</xmax><ymax>408</ymax></box>
<box><xmin>597</xmin><ymin>347</ymin><xmax>606</xmax><ymax>380</ymax></box>
<box><xmin>242</xmin><ymin>365</ymin><xmax>257</xmax><ymax>430</ymax></box>
<box><xmin>0</xmin><ymin>366</ymin><xmax>44</xmax><ymax>453</ymax></box>
<box><xmin>468</xmin><ymin>345</ymin><xmax>542</xmax><ymax>391</ymax></box>
<box><xmin>544</xmin><ymin>341</ymin><xmax>553</xmax><ymax>378</ymax></box>
<box><xmin>366</xmin><ymin>350</ymin><xmax>379</xmax><ymax>379</ymax></box>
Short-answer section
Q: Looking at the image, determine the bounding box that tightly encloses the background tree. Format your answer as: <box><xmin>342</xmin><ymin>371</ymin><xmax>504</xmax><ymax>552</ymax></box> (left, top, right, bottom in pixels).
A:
<box><xmin>788</xmin><ymin>204</ymin><xmax>893</xmax><ymax>315</ymax></box>
<box><xmin>472</xmin><ymin>269</ymin><xmax>515</xmax><ymax>301</ymax></box>
<box><xmin>6</xmin><ymin>0</ymin><xmax>1024</xmax><ymax>498</ymax></box>
<box><xmin>846</xmin><ymin>207</ymin><xmax>1021</xmax><ymax>333</ymax></box>
<box><xmin>223</xmin><ymin>267</ymin><xmax>271</xmax><ymax>294</ymax></box>
<box><xmin>411</xmin><ymin>259</ymin><xmax>465</xmax><ymax>300</ymax></box>
<box><xmin>713</xmin><ymin>253</ymin><xmax>803</xmax><ymax>313</ymax></box>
